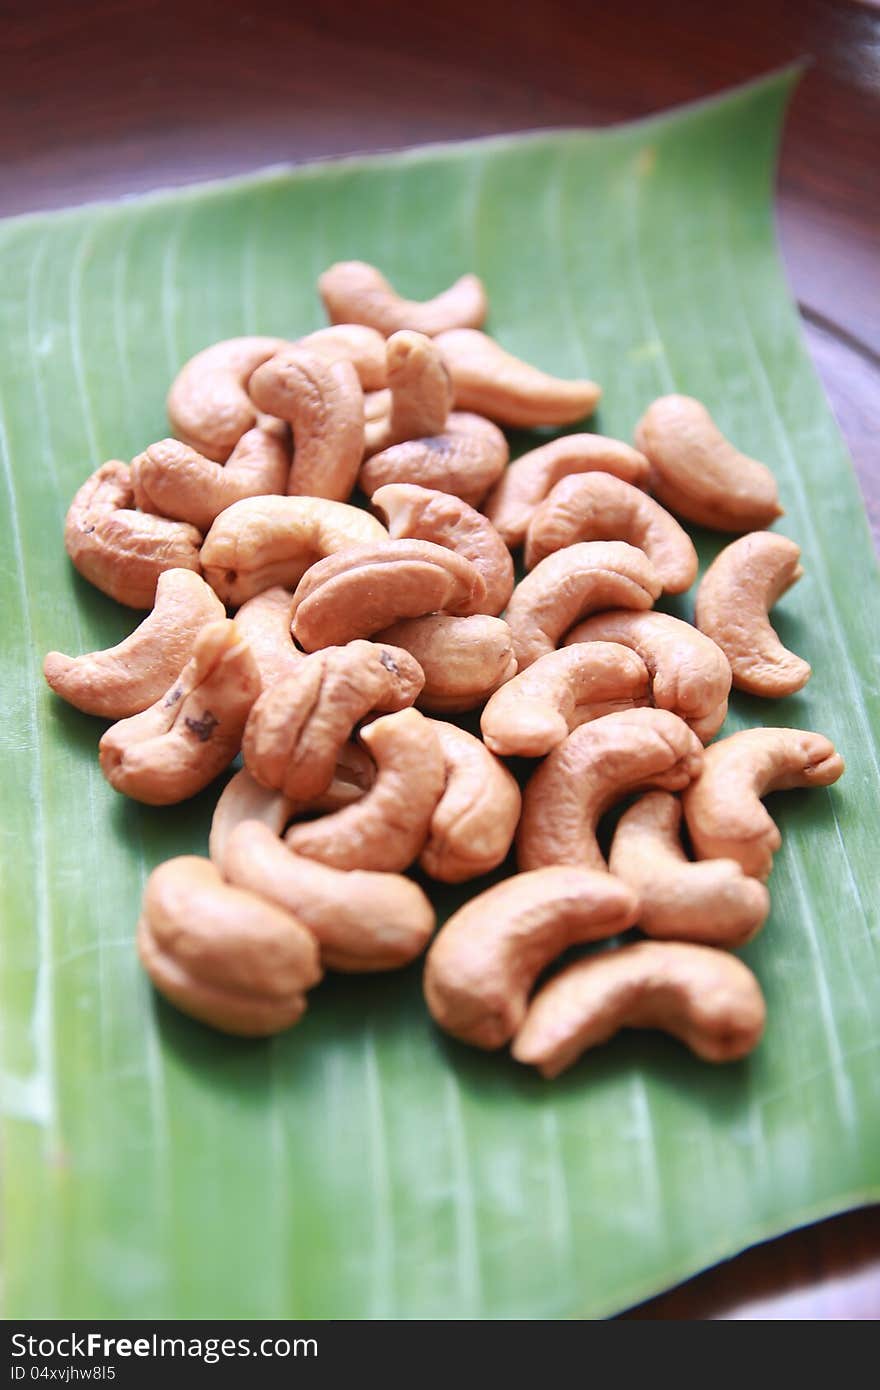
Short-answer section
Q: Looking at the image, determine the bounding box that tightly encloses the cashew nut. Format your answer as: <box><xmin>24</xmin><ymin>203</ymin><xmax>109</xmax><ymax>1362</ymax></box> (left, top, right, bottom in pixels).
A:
<box><xmin>297</xmin><ymin>323</ymin><xmax>387</xmax><ymax>389</ymax></box>
<box><xmin>318</xmin><ymin>261</ymin><xmax>487</xmax><ymax>337</ymax></box>
<box><xmin>694</xmin><ymin>532</ymin><xmax>810</xmax><ymax>697</ymax></box>
<box><xmin>222</xmin><ymin>821</ymin><xmax>435</xmax><ymax>972</ymax></box>
<box><xmin>608</xmin><ymin>793</ymin><xmax>770</xmax><ymax>946</ymax></box>
<box><xmin>375</xmin><ymin>614</ymin><xmax>517</xmax><ymax>712</ymax></box>
<box><xmin>483</xmin><ymin>434</ymin><xmax>651</xmax><ymax>547</ymax></box>
<box><xmin>480</xmin><ymin>642</ymin><xmax>651</xmax><ymax>758</ymax></box>
<box><xmin>517</xmin><ymin>708</ymin><xmax>704</xmax><ymax>872</ymax></box>
<box><xmin>512</xmin><ymin>941</ymin><xmax>766</xmax><ymax>1076</ymax></box>
<box><xmin>64</xmin><ymin>460</ymin><xmax>202</xmax><ymax>609</ymax></box>
<box><xmin>248</xmin><ymin>347</ymin><xmax>364</xmax><ymax>500</ymax></box>
<box><xmin>137</xmin><ymin>856</ymin><xmax>322</xmax><ymax>1036</ymax></box>
<box><xmin>167</xmin><ymin>336</ymin><xmax>286</xmax><ymax>461</ymax></box>
<box><xmin>435</xmin><ymin>330</ymin><xmax>601</xmax><ymax>427</ymax></box>
<box><xmin>363</xmin><ymin>331</ymin><xmax>453</xmax><ymax>455</ymax></box>
<box><xmin>242</xmin><ymin>639</ymin><xmax>424</xmax><ymax>800</ymax></box>
<box><xmin>634</xmin><ymin>395</ymin><xmax>783</xmax><ymax>531</ymax></box>
<box><xmin>359</xmin><ymin>412</ymin><xmax>508</xmax><ymax>507</ymax></box>
<box><xmin>290</xmin><ymin>540</ymin><xmax>486</xmax><ymax>651</ymax></box>
<box><xmin>130</xmin><ymin>427</ymin><xmax>289</xmax><ymax>531</ymax></box>
<box><xmin>524</xmin><ymin>472</ymin><xmax>698</xmax><ymax>593</ymax></box>
<box><xmin>420</xmin><ymin>721</ymin><xmax>521</xmax><ymax>883</ymax></box>
<box><xmin>423</xmin><ymin>868</ymin><xmax>638</xmax><ymax>1049</ymax></box>
<box><xmin>199</xmin><ymin>495</ymin><xmax>387</xmax><ymax>606</ymax></box>
<box><xmin>232</xmin><ymin>586</ymin><xmax>303</xmax><ymax>689</ymax></box>
<box><xmin>285</xmin><ymin>708</ymin><xmax>445</xmax><ymax>871</ymax></box>
<box><xmin>504</xmin><ymin>541</ymin><xmax>662</xmax><ymax>670</ymax></box>
<box><xmin>99</xmin><ymin>619</ymin><xmax>260</xmax><ymax>804</ymax></box>
<box><xmin>372</xmin><ymin>483</ymin><xmax>514</xmax><ymax>616</ymax></box>
<box><xmin>682</xmin><ymin>727</ymin><xmax>845</xmax><ymax>880</ymax></box>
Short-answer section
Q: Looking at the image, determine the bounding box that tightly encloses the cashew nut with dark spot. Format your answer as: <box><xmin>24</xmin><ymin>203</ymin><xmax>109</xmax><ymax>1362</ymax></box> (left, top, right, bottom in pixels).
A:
<box><xmin>167</xmin><ymin>336</ymin><xmax>287</xmax><ymax>461</ymax></box>
<box><xmin>130</xmin><ymin>427</ymin><xmax>289</xmax><ymax>531</ymax></box>
<box><xmin>420</xmin><ymin>720</ymin><xmax>521</xmax><ymax>882</ymax></box>
<box><xmin>375</xmin><ymin>614</ymin><xmax>517</xmax><ymax>712</ymax></box>
<box><xmin>435</xmin><ymin>329</ymin><xmax>601</xmax><ymax>427</ymax></box>
<box><xmin>232</xmin><ymin>586</ymin><xmax>303</xmax><ymax>690</ymax></box>
<box><xmin>359</xmin><ymin>412</ymin><xmax>508</xmax><ymax>507</ymax></box>
<box><xmin>318</xmin><ymin>261</ymin><xmax>487</xmax><ymax>337</ymax></box>
<box><xmin>363</xmin><ymin>331</ymin><xmax>454</xmax><ymax>455</ymax></box>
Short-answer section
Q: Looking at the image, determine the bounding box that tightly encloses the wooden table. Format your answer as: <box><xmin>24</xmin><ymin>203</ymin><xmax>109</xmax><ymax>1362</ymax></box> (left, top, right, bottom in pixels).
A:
<box><xmin>3</xmin><ymin>0</ymin><xmax>878</xmax><ymax>1319</ymax></box>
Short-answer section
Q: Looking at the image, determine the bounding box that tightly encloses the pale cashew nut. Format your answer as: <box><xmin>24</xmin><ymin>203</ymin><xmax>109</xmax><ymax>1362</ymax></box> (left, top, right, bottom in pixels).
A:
<box><xmin>423</xmin><ymin>868</ymin><xmax>638</xmax><ymax>1049</ymax></box>
<box><xmin>285</xmin><ymin>708</ymin><xmax>445</xmax><ymax>871</ymax></box>
<box><xmin>634</xmin><ymin>395</ymin><xmax>783</xmax><ymax>531</ymax></box>
<box><xmin>167</xmin><ymin>336</ymin><xmax>286</xmax><ymax>461</ymax></box>
<box><xmin>512</xmin><ymin>941</ymin><xmax>766</xmax><ymax>1077</ymax></box>
<box><xmin>480</xmin><ymin>642</ymin><xmax>651</xmax><ymax>758</ymax></box>
<box><xmin>44</xmin><ymin>568</ymin><xmax>224</xmax><ymax>718</ymax></box>
<box><xmin>372</xmin><ymin>483</ymin><xmax>514</xmax><ymax>616</ymax></box>
<box><xmin>318</xmin><ymin>260</ymin><xmax>487</xmax><ymax>337</ymax></box>
<box><xmin>99</xmin><ymin>620</ymin><xmax>261</xmax><ymax>805</ymax></box>
<box><xmin>359</xmin><ymin>412</ymin><xmax>508</xmax><ymax>507</ymax></box>
<box><xmin>290</xmin><ymin>540</ymin><xmax>486</xmax><ymax>650</ymax></box>
<box><xmin>517</xmin><ymin>708</ymin><xmax>703</xmax><ymax>871</ymax></box>
<box><xmin>199</xmin><ymin>495</ymin><xmax>387</xmax><ymax>606</ymax></box>
<box><xmin>363</xmin><ymin>331</ymin><xmax>453</xmax><ymax>455</ymax></box>
<box><xmin>608</xmin><ymin>793</ymin><xmax>770</xmax><ymax>946</ymax></box>
<box><xmin>524</xmin><ymin>472</ymin><xmax>698</xmax><ymax>593</ymax></box>
<box><xmin>222</xmin><ymin>821</ymin><xmax>435</xmax><ymax>972</ymax></box>
<box><xmin>682</xmin><ymin>727</ymin><xmax>845</xmax><ymax>880</ymax></box>
<box><xmin>483</xmin><ymin>434</ymin><xmax>651</xmax><ymax>547</ymax></box>
<box><xmin>695</xmin><ymin>532</ymin><xmax>810</xmax><ymax>696</ymax></box>
<box><xmin>64</xmin><ymin>460</ymin><xmax>202</xmax><ymax>609</ymax></box>
<box><xmin>137</xmin><ymin>856</ymin><xmax>321</xmax><ymax>1036</ymax></box>
<box><xmin>435</xmin><ymin>329</ymin><xmax>601</xmax><ymax>427</ymax></box>
<box><xmin>297</xmin><ymin>324</ymin><xmax>387</xmax><ymax>389</ymax></box>
<box><xmin>375</xmin><ymin>614</ymin><xmax>517</xmax><ymax>712</ymax></box>
<box><xmin>504</xmin><ymin>541</ymin><xmax>662</xmax><ymax>670</ymax></box>
<box><xmin>130</xmin><ymin>427</ymin><xmax>289</xmax><ymax>531</ymax></box>
<box><xmin>232</xmin><ymin>586</ymin><xmax>303</xmax><ymax>689</ymax></box>
<box><xmin>419</xmin><ymin>721</ymin><xmax>521</xmax><ymax>883</ymax></box>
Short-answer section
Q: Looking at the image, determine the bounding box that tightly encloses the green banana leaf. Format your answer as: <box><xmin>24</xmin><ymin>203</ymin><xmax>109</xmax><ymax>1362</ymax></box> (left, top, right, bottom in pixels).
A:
<box><xmin>2</xmin><ymin>69</ymin><xmax>878</xmax><ymax>1321</ymax></box>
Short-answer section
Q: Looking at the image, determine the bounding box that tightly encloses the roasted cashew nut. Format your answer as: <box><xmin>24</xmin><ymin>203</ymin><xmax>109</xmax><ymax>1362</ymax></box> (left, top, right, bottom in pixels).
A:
<box><xmin>232</xmin><ymin>586</ymin><xmax>303</xmax><ymax>689</ymax></box>
<box><xmin>130</xmin><ymin>427</ymin><xmax>289</xmax><ymax>531</ymax></box>
<box><xmin>242</xmin><ymin>639</ymin><xmax>424</xmax><ymax>800</ymax></box>
<box><xmin>423</xmin><ymin>868</ymin><xmax>638</xmax><ymax>1049</ymax></box>
<box><xmin>375</xmin><ymin>615</ymin><xmax>517</xmax><ymax>712</ymax></box>
<box><xmin>480</xmin><ymin>642</ymin><xmax>651</xmax><ymax>758</ymax></box>
<box><xmin>420</xmin><ymin>720</ymin><xmax>521</xmax><ymax>883</ymax></box>
<box><xmin>99</xmin><ymin>619</ymin><xmax>261</xmax><ymax>805</ymax></box>
<box><xmin>363</xmin><ymin>331</ymin><xmax>454</xmax><ymax>455</ymax></box>
<box><xmin>524</xmin><ymin>471</ymin><xmax>698</xmax><ymax>593</ymax></box>
<box><xmin>517</xmin><ymin>708</ymin><xmax>704</xmax><ymax>872</ymax></box>
<box><xmin>682</xmin><ymin>727</ymin><xmax>845</xmax><ymax>880</ymax></box>
<box><xmin>359</xmin><ymin>412</ymin><xmax>508</xmax><ymax>507</ymax></box>
<box><xmin>504</xmin><ymin>541</ymin><xmax>662</xmax><ymax>670</ymax></box>
<box><xmin>290</xmin><ymin>540</ymin><xmax>486</xmax><ymax>651</ymax></box>
<box><xmin>372</xmin><ymin>483</ymin><xmax>514</xmax><ymax>616</ymax></box>
<box><xmin>44</xmin><ymin>568</ymin><xmax>224</xmax><ymax>718</ymax></box>
<box><xmin>167</xmin><ymin>336</ymin><xmax>287</xmax><ymax>461</ymax></box>
<box><xmin>64</xmin><ymin>460</ymin><xmax>202</xmax><ymax>609</ymax></box>
<box><xmin>512</xmin><ymin>941</ymin><xmax>766</xmax><ymax>1076</ymax></box>
<box><xmin>297</xmin><ymin>323</ymin><xmax>388</xmax><ymax>389</ymax></box>
<box><xmin>695</xmin><ymin>532</ymin><xmax>810</xmax><ymax>696</ymax></box>
<box><xmin>318</xmin><ymin>261</ymin><xmax>487</xmax><ymax>337</ymax></box>
<box><xmin>199</xmin><ymin>495</ymin><xmax>387</xmax><ymax>606</ymax></box>
<box><xmin>435</xmin><ymin>330</ymin><xmax>601</xmax><ymax>427</ymax></box>
<box><xmin>222</xmin><ymin>821</ymin><xmax>435</xmax><ymax>972</ymax></box>
<box><xmin>608</xmin><ymin>792</ymin><xmax>770</xmax><ymax>946</ymax></box>
<box><xmin>137</xmin><ymin>856</ymin><xmax>322</xmax><ymax>1036</ymax></box>
<box><xmin>634</xmin><ymin>395</ymin><xmax>783</xmax><ymax>531</ymax></box>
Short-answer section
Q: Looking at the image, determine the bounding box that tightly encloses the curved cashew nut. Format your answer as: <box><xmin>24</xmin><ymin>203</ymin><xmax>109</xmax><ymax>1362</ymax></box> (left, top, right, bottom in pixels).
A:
<box><xmin>290</xmin><ymin>540</ymin><xmax>486</xmax><ymax>650</ymax></box>
<box><xmin>130</xmin><ymin>427</ymin><xmax>289</xmax><ymax>532</ymax></box>
<box><xmin>248</xmin><ymin>346</ymin><xmax>364</xmax><ymax>500</ymax></box>
<box><xmin>695</xmin><ymin>532</ymin><xmax>810</xmax><ymax>696</ymax></box>
<box><xmin>372</xmin><ymin>483</ymin><xmax>514</xmax><ymax>616</ymax></box>
<box><xmin>376</xmin><ymin>614</ymin><xmax>516</xmax><ymax>712</ymax></box>
<box><xmin>199</xmin><ymin>495</ymin><xmax>387</xmax><ymax>606</ymax></box>
<box><xmin>222</xmin><ymin>821</ymin><xmax>435</xmax><ymax>972</ymax></box>
<box><xmin>420</xmin><ymin>721</ymin><xmax>521</xmax><ymax>883</ymax></box>
<box><xmin>64</xmin><ymin>460</ymin><xmax>202</xmax><ymax>609</ymax></box>
<box><xmin>359</xmin><ymin>412</ymin><xmax>508</xmax><ymax>507</ymax></box>
<box><xmin>504</xmin><ymin>541</ymin><xmax>662</xmax><ymax>670</ymax></box>
<box><xmin>480</xmin><ymin>642</ymin><xmax>651</xmax><ymax>758</ymax></box>
<box><xmin>608</xmin><ymin>793</ymin><xmax>770</xmax><ymax>946</ymax></box>
<box><xmin>635</xmin><ymin>395</ymin><xmax>783</xmax><ymax>531</ymax></box>
<box><xmin>318</xmin><ymin>261</ymin><xmax>487</xmax><ymax>337</ymax></box>
<box><xmin>297</xmin><ymin>323</ymin><xmax>387</xmax><ymax>389</ymax></box>
<box><xmin>512</xmin><ymin>941</ymin><xmax>766</xmax><ymax>1076</ymax></box>
<box><xmin>682</xmin><ymin>727</ymin><xmax>845</xmax><ymax>880</ymax></box>
<box><xmin>483</xmin><ymin>434</ymin><xmax>651</xmax><ymax>547</ymax></box>
<box><xmin>525</xmin><ymin>471</ymin><xmax>698</xmax><ymax>593</ymax></box>
<box><xmin>44</xmin><ymin>568</ymin><xmax>224</xmax><ymax>718</ymax></box>
<box><xmin>435</xmin><ymin>329</ymin><xmax>601</xmax><ymax>427</ymax></box>
<box><xmin>363</xmin><ymin>331</ymin><xmax>453</xmax><ymax>455</ymax></box>
<box><xmin>423</xmin><ymin>868</ymin><xmax>638</xmax><ymax>1049</ymax></box>
<box><xmin>167</xmin><ymin>336</ymin><xmax>287</xmax><ymax>461</ymax></box>
<box><xmin>232</xmin><ymin>586</ymin><xmax>303</xmax><ymax>689</ymax></box>
<box><xmin>137</xmin><ymin>856</ymin><xmax>321</xmax><ymax>1036</ymax></box>
<box><xmin>98</xmin><ymin>620</ymin><xmax>261</xmax><ymax>805</ymax></box>
<box><xmin>242</xmin><ymin>639</ymin><xmax>424</xmax><ymax>800</ymax></box>
<box><xmin>517</xmin><ymin>708</ymin><xmax>704</xmax><ymax>871</ymax></box>
<box><xmin>285</xmin><ymin>708</ymin><xmax>446</xmax><ymax>871</ymax></box>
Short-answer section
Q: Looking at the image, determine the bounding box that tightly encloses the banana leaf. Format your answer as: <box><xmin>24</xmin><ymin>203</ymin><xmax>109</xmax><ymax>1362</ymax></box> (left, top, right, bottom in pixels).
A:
<box><xmin>2</xmin><ymin>69</ymin><xmax>878</xmax><ymax>1320</ymax></box>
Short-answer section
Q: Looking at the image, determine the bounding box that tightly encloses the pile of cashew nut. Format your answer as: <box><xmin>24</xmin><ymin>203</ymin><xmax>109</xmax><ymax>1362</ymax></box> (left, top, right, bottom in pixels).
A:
<box><xmin>44</xmin><ymin>259</ymin><xmax>845</xmax><ymax>1078</ymax></box>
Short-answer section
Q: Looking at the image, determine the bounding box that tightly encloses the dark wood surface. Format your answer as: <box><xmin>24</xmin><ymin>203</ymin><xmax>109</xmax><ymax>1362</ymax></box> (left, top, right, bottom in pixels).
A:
<box><xmin>2</xmin><ymin>0</ymin><xmax>878</xmax><ymax>1319</ymax></box>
